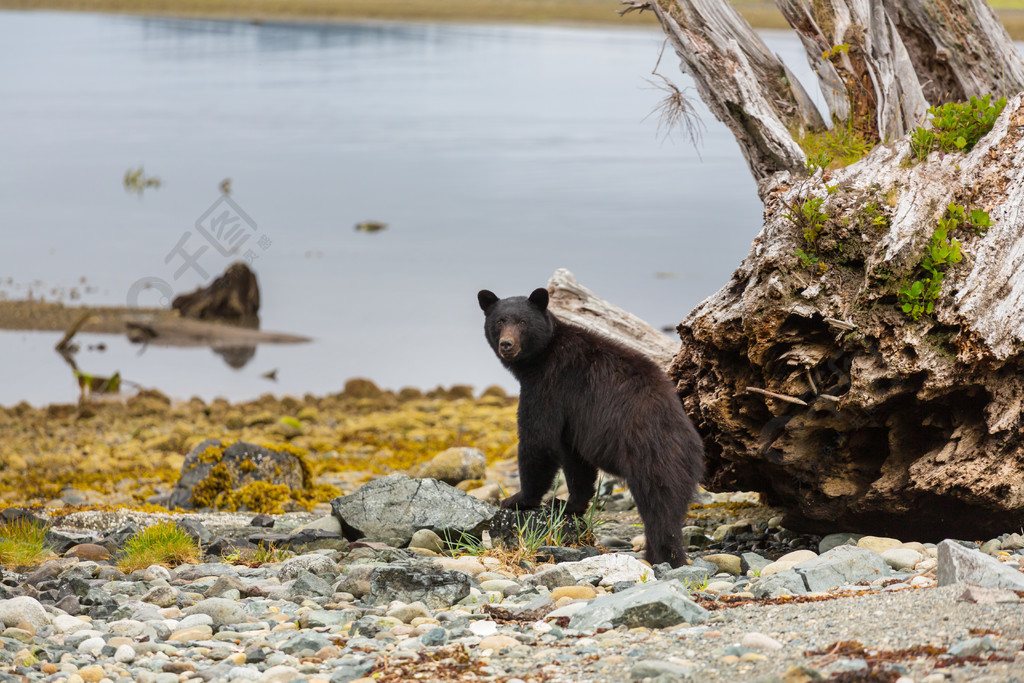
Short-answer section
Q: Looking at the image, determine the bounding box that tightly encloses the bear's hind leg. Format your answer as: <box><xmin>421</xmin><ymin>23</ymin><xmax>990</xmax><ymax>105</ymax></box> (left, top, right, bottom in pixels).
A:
<box><xmin>627</xmin><ymin>475</ymin><xmax>687</xmax><ymax>568</ymax></box>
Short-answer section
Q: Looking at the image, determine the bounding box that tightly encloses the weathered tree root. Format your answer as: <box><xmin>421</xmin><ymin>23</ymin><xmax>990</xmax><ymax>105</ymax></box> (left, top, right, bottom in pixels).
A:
<box><xmin>672</xmin><ymin>96</ymin><xmax>1024</xmax><ymax>540</ymax></box>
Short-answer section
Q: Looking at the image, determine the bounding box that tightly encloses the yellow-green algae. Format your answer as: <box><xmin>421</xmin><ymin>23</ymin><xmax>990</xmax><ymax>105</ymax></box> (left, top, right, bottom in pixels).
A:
<box><xmin>216</xmin><ymin>481</ymin><xmax>293</xmax><ymax>515</ymax></box>
<box><xmin>190</xmin><ymin>462</ymin><xmax>233</xmax><ymax>508</ymax></box>
<box><xmin>0</xmin><ymin>380</ymin><xmax>518</xmax><ymax>510</ymax></box>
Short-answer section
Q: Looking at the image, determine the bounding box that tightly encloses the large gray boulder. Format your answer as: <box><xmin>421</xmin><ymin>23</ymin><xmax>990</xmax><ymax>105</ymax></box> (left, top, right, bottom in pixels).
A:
<box><xmin>937</xmin><ymin>539</ymin><xmax>1024</xmax><ymax>590</ymax></box>
<box><xmin>330</xmin><ymin>474</ymin><xmax>497</xmax><ymax>546</ymax></box>
<box><xmin>568</xmin><ymin>580</ymin><xmax>709</xmax><ymax>631</ymax></box>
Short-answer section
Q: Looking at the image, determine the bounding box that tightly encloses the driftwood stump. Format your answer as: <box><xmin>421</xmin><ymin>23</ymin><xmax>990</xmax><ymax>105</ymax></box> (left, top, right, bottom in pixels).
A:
<box><xmin>623</xmin><ymin>0</ymin><xmax>1024</xmax><ymax>538</ymax></box>
<box><xmin>172</xmin><ymin>261</ymin><xmax>260</xmax><ymax>325</ymax></box>
<box><xmin>674</xmin><ymin>94</ymin><xmax>1024</xmax><ymax>539</ymax></box>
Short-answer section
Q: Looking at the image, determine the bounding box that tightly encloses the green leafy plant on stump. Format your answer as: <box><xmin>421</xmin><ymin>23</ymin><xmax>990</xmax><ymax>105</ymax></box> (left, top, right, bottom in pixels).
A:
<box><xmin>117</xmin><ymin>521</ymin><xmax>200</xmax><ymax>573</ymax></box>
<box><xmin>909</xmin><ymin>95</ymin><xmax>1007</xmax><ymax>159</ymax></box>
<box><xmin>898</xmin><ymin>203</ymin><xmax>993</xmax><ymax>320</ymax></box>
<box><xmin>798</xmin><ymin>120</ymin><xmax>874</xmax><ymax>173</ymax></box>
<box><xmin>795</xmin><ymin>248</ymin><xmax>823</xmax><ymax>272</ymax></box>
<box><xmin>792</xmin><ymin>197</ymin><xmax>829</xmax><ymax>245</ymax></box>
<box><xmin>786</xmin><ymin>197</ymin><xmax>831</xmax><ymax>274</ymax></box>
<box><xmin>0</xmin><ymin>518</ymin><xmax>53</xmax><ymax>567</ymax></box>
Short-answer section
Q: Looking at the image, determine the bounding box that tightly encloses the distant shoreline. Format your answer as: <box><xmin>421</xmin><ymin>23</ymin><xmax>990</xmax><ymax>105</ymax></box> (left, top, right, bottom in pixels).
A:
<box><xmin>5</xmin><ymin>1</ymin><xmax>1024</xmax><ymax>38</ymax></box>
<box><xmin>0</xmin><ymin>1</ymin><xmax>797</xmax><ymax>32</ymax></box>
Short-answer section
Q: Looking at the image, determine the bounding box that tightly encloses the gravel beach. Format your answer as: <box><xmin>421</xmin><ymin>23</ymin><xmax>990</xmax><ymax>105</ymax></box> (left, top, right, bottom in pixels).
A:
<box><xmin>2</xmin><ymin>390</ymin><xmax>1023</xmax><ymax>682</ymax></box>
<box><xmin>0</xmin><ymin>500</ymin><xmax>1021</xmax><ymax>683</ymax></box>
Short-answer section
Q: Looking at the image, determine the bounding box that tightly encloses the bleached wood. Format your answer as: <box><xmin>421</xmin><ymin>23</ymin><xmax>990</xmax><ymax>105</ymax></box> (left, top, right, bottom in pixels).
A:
<box><xmin>649</xmin><ymin>0</ymin><xmax>1023</xmax><ymax>182</ymax></box>
<box><xmin>671</xmin><ymin>95</ymin><xmax>1024</xmax><ymax>539</ymax></box>
<box><xmin>775</xmin><ymin>0</ymin><xmax>929</xmax><ymax>141</ymax></box>
<box><xmin>883</xmin><ymin>0</ymin><xmax>1024</xmax><ymax>103</ymax></box>
<box><xmin>646</xmin><ymin>0</ymin><xmax>826</xmax><ymax>187</ymax></box>
<box><xmin>546</xmin><ymin>268</ymin><xmax>679</xmax><ymax>370</ymax></box>
<box><xmin>775</xmin><ymin>0</ymin><xmax>1024</xmax><ymax>143</ymax></box>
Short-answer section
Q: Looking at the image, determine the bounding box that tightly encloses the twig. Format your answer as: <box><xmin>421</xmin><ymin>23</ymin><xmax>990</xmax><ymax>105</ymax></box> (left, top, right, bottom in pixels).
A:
<box><xmin>807</xmin><ymin>639</ymin><xmax>848</xmax><ymax>667</ymax></box>
<box><xmin>745</xmin><ymin>386</ymin><xmax>809</xmax><ymax>406</ymax></box>
<box><xmin>806</xmin><ymin>369</ymin><xmax>818</xmax><ymax>395</ymax></box>
<box><xmin>55</xmin><ymin>312</ymin><xmax>93</xmax><ymax>352</ymax></box>
<box><xmin>818</xmin><ymin>394</ymin><xmax>842</xmax><ymax>403</ymax></box>
<box><xmin>618</xmin><ymin>0</ymin><xmax>651</xmax><ymax>16</ymax></box>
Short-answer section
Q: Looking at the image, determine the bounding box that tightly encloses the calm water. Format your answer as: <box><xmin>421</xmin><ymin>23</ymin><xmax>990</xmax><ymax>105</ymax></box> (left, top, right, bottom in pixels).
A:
<box><xmin>0</xmin><ymin>12</ymin><xmax>821</xmax><ymax>406</ymax></box>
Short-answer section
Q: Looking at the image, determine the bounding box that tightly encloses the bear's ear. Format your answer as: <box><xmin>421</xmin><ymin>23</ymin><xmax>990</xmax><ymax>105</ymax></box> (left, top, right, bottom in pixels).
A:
<box><xmin>478</xmin><ymin>290</ymin><xmax>499</xmax><ymax>313</ymax></box>
<box><xmin>528</xmin><ymin>288</ymin><xmax>549</xmax><ymax>311</ymax></box>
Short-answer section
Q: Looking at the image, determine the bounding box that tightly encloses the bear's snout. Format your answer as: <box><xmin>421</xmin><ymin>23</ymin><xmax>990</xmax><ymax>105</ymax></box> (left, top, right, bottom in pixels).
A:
<box><xmin>498</xmin><ymin>337</ymin><xmax>518</xmax><ymax>359</ymax></box>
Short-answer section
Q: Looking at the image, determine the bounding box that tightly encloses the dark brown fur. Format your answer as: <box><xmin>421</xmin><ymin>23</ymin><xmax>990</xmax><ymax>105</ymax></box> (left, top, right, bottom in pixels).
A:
<box><xmin>478</xmin><ymin>288</ymin><xmax>705</xmax><ymax>567</ymax></box>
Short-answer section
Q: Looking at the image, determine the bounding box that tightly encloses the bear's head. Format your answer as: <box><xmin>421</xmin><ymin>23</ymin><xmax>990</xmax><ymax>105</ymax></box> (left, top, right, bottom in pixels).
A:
<box><xmin>478</xmin><ymin>288</ymin><xmax>555</xmax><ymax>364</ymax></box>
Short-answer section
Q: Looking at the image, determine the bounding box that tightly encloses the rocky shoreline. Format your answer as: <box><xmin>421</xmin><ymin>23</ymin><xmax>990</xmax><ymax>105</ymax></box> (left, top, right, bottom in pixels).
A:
<box><xmin>0</xmin><ymin>485</ymin><xmax>1022</xmax><ymax>683</ymax></box>
<box><xmin>2</xmin><ymin>387</ymin><xmax>1024</xmax><ymax>682</ymax></box>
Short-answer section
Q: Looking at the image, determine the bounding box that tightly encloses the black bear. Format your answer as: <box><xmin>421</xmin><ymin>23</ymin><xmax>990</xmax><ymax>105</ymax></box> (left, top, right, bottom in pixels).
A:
<box><xmin>478</xmin><ymin>287</ymin><xmax>705</xmax><ymax>568</ymax></box>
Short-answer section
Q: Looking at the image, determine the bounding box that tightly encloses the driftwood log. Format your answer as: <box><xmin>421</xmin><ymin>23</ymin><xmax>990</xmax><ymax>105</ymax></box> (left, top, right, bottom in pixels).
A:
<box><xmin>603</xmin><ymin>0</ymin><xmax>1024</xmax><ymax>539</ymax></box>
<box><xmin>546</xmin><ymin>268</ymin><xmax>679</xmax><ymax>369</ymax></box>
<box><xmin>172</xmin><ymin>261</ymin><xmax>261</xmax><ymax>325</ymax></box>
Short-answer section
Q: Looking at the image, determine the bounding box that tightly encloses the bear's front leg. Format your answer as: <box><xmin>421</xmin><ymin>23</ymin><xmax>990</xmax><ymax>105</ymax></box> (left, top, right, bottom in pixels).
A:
<box><xmin>501</xmin><ymin>442</ymin><xmax>561</xmax><ymax>511</ymax></box>
<box><xmin>499</xmin><ymin>491</ymin><xmax>538</xmax><ymax>510</ymax></box>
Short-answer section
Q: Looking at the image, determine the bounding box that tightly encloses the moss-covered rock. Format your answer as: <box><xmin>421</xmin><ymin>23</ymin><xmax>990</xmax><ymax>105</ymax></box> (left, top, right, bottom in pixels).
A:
<box><xmin>166</xmin><ymin>440</ymin><xmax>306</xmax><ymax>510</ymax></box>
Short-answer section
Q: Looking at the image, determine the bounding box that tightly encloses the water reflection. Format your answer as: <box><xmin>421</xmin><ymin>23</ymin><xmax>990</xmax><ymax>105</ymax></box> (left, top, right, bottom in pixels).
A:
<box><xmin>0</xmin><ymin>12</ymin><xmax>793</xmax><ymax>405</ymax></box>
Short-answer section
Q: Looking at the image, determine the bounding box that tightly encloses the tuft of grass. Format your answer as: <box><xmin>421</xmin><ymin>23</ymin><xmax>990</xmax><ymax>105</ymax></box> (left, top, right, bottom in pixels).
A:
<box><xmin>797</xmin><ymin>121</ymin><xmax>874</xmax><ymax>173</ymax></box>
<box><xmin>515</xmin><ymin>502</ymin><xmax>568</xmax><ymax>557</ymax></box>
<box><xmin>222</xmin><ymin>541</ymin><xmax>292</xmax><ymax>566</ymax></box>
<box><xmin>445</xmin><ymin>529</ymin><xmax>488</xmax><ymax>556</ymax></box>
<box><xmin>444</xmin><ymin>530</ymin><xmax>534</xmax><ymax>577</ymax></box>
<box><xmin>0</xmin><ymin>518</ymin><xmax>54</xmax><ymax>566</ymax></box>
<box><xmin>117</xmin><ymin>521</ymin><xmax>201</xmax><ymax>572</ymax></box>
<box><xmin>576</xmin><ymin>477</ymin><xmax>607</xmax><ymax>547</ymax></box>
